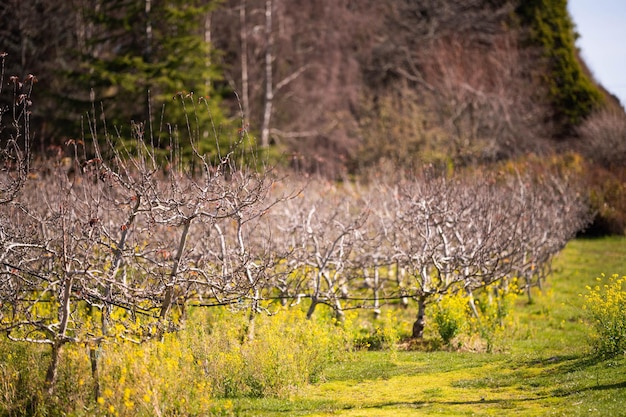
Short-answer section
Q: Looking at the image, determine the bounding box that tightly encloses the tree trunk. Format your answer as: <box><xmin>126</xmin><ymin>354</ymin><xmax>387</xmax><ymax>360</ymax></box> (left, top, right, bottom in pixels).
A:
<box><xmin>306</xmin><ymin>296</ymin><xmax>318</xmax><ymax>320</ymax></box>
<box><xmin>525</xmin><ymin>273</ymin><xmax>534</xmax><ymax>304</ymax></box>
<box><xmin>46</xmin><ymin>208</ymin><xmax>73</xmax><ymax>396</ymax></box>
<box><xmin>412</xmin><ymin>295</ymin><xmax>427</xmax><ymax>339</ymax></box>
<box><xmin>260</xmin><ymin>0</ymin><xmax>274</xmax><ymax>147</ymax></box>
<box><xmin>466</xmin><ymin>288</ymin><xmax>480</xmax><ymax>318</ymax></box>
<box><xmin>396</xmin><ymin>262</ymin><xmax>409</xmax><ymax>308</ymax></box>
<box><xmin>373</xmin><ymin>263</ymin><xmax>381</xmax><ymax>319</ymax></box>
<box><xmin>241</xmin><ymin>296</ymin><xmax>258</xmax><ymax>343</ymax></box>
<box><xmin>239</xmin><ymin>0</ymin><xmax>250</xmax><ymax>121</ymax></box>
<box><xmin>160</xmin><ymin>219</ymin><xmax>192</xmax><ymax>321</ymax></box>
<box><xmin>205</xmin><ymin>10</ymin><xmax>212</xmax><ymax>82</ymax></box>
<box><xmin>333</xmin><ymin>296</ymin><xmax>345</xmax><ymax>323</ymax></box>
<box><xmin>88</xmin><ymin>303</ymin><xmax>107</xmax><ymax>401</ymax></box>
<box><xmin>89</xmin><ymin>345</ymin><xmax>100</xmax><ymax>400</ymax></box>
<box><xmin>144</xmin><ymin>0</ymin><xmax>153</xmax><ymax>122</ymax></box>
<box><xmin>45</xmin><ymin>342</ymin><xmax>62</xmax><ymax>395</ymax></box>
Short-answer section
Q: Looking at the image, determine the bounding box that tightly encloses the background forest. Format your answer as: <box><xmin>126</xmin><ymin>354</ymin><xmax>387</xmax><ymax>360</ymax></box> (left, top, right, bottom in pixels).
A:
<box><xmin>1</xmin><ymin>0</ymin><xmax>625</xmax><ymax>234</ymax></box>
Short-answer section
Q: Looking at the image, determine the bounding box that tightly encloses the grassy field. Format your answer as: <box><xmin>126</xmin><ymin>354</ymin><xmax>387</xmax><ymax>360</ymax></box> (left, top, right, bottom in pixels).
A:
<box><xmin>217</xmin><ymin>237</ymin><xmax>626</xmax><ymax>416</ymax></box>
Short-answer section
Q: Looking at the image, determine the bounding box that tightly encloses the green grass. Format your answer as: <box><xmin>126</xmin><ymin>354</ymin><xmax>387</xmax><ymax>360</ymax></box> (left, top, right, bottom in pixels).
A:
<box><xmin>217</xmin><ymin>237</ymin><xmax>626</xmax><ymax>416</ymax></box>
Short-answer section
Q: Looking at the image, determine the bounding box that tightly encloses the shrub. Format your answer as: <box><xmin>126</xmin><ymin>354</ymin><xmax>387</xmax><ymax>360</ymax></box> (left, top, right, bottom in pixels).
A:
<box><xmin>582</xmin><ymin>274</ymin><xmax>626</xmax><ymax>357</ymax></box>
<box><xmin>184</xmin><ymin>306</ymin><xmax>351</xmax><ymax>398</ymax></box>
<box><xmin>469</xmin><ymin>280</ymin><xmax>520</xmax><ymax>353</ymax></box>
<box><xmin>242</xmin><ymin>307</ymin><xmax>351</xmax><ymax>392</ymax></box>
<box><xmin>577</xmin><ymin>109</ymin><xmax>626</xmax><ymax>169</ymax></box>
<box><xmin>585</xmin><ymin>165</ymin><xmax>626</xmax><ymax>236</ymax></box>
<box><xmin>351</xmin><ymin>310</ymin><xmax>401</xmax><ymax>351</ymax></box>
<box><xmin>432</xmin><ymin>292</ymin><xmax>469</xmax><ymax>346</ymax></box>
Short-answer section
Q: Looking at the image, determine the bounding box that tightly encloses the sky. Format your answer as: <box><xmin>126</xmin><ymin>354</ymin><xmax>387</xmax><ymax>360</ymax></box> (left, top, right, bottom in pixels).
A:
<box><xmin>568</xmin><ymin>0</ymin><xmax>626</xmax><ymax>106</ymax></box>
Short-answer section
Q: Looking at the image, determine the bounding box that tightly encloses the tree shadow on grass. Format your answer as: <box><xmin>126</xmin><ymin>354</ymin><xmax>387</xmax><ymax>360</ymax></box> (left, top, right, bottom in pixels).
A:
<box><xmin>360</xmin><ymin>379</ymin><xmax>624</xmax><ymax>412</ymax></box>
<box><xmin>450</xmin><ymin>353</ymin><xmax>626</xmax><ymax>395</ymax></box>
<box><xmin>527</xmin><ymin>353</ymin><xmax>624</xmax><ymax>376</ymax></box>
<box><xmin>553</xmin><ymin>379</ymin><xmax>626</xmax><ymax>398</ymax></box>
<box><xmin>363</xmin><ymin>394</ymin><xmax>551</xmax><ymax>411</ymax></box>
<box><xmin>513</xmin><ymin>352</ymin><xmax>618</xmax><ymax>377</ymax></box>
<box><xmin>517</xmin><ymin>353</ymin><xmax>589</xmax><ymax>369</ymax></box>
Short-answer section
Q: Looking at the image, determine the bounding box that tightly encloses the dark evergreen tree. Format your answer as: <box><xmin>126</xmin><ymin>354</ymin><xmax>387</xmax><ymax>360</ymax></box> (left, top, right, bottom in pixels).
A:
<box><xmin>76</xmin><ymin>0</ymin><xmax>231</xmax><ymax>156</ymax></box>
<box><xmin>0</xmin><ymin>0</ymin><xmax>83</xmax><ymax>148</ymax></box>
<box><xmin>516</xmin><ymin>0</ymin><xmax>604</xmax><ymax>134</ymax></box>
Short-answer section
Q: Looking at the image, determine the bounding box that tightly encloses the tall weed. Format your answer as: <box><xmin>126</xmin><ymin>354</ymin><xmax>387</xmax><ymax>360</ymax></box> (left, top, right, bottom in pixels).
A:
<box><xmin>0</xmin><ymin>342</ymin><xmax>48</xmax><ymax>416</ymax></box>
<box><xmin>0</xmin><ymin>306</ymin><xmax>350</xmax><ymax>416</ymax></box>
<box><xmin>581</xmin><ymin>274</ymin><xmax>626</xmax><ymax>357</ymax></box>
<box><xmin>432</xmin><ymin>291</ymin><xmax>469</xmax><ymax>347</ymax></box>
<box><xmin>427</xmin><ymin>281</ymin><xmax>519</xmax><ymax>352</ymax></box>
<box><xmin>469</xmin><ymin>281</ymin><xmax>519</xmax><ymax>353</ymax></box>
<box><xmin>351</xmin><ymin>309</ymin><xmax>401</xmax><ymax>351</ymax></box>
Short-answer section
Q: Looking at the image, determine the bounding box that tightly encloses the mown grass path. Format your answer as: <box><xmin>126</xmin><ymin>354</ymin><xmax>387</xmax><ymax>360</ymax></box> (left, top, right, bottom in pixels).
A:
<box><xmin>226</xmin><ymin>238</ymin><xmax>626</xmax><ymax>416</ymax></box>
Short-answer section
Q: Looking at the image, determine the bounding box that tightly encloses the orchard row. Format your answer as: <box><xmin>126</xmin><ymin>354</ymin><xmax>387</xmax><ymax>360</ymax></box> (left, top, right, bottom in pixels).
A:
<box><xmin>0</xmin><ymin>127</ymin><xmax>589</xmax><ymax>391</ymax></box>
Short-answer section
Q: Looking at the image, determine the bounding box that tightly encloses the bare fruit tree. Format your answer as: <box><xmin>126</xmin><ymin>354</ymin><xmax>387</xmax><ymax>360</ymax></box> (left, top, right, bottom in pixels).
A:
<box><xmin>0</xmin><ymin>93</ymin><xmax>277</xmax><ymax>394</ymax></box>
<box><xmin>364</xmin><ymin>167</ymin><xmax>589</xmax><ymax>338</ymax></box>
<box><xmin>272</xmin><ymin>181</ymin><xmax>369</xmax><ymax>321</ymax></box>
